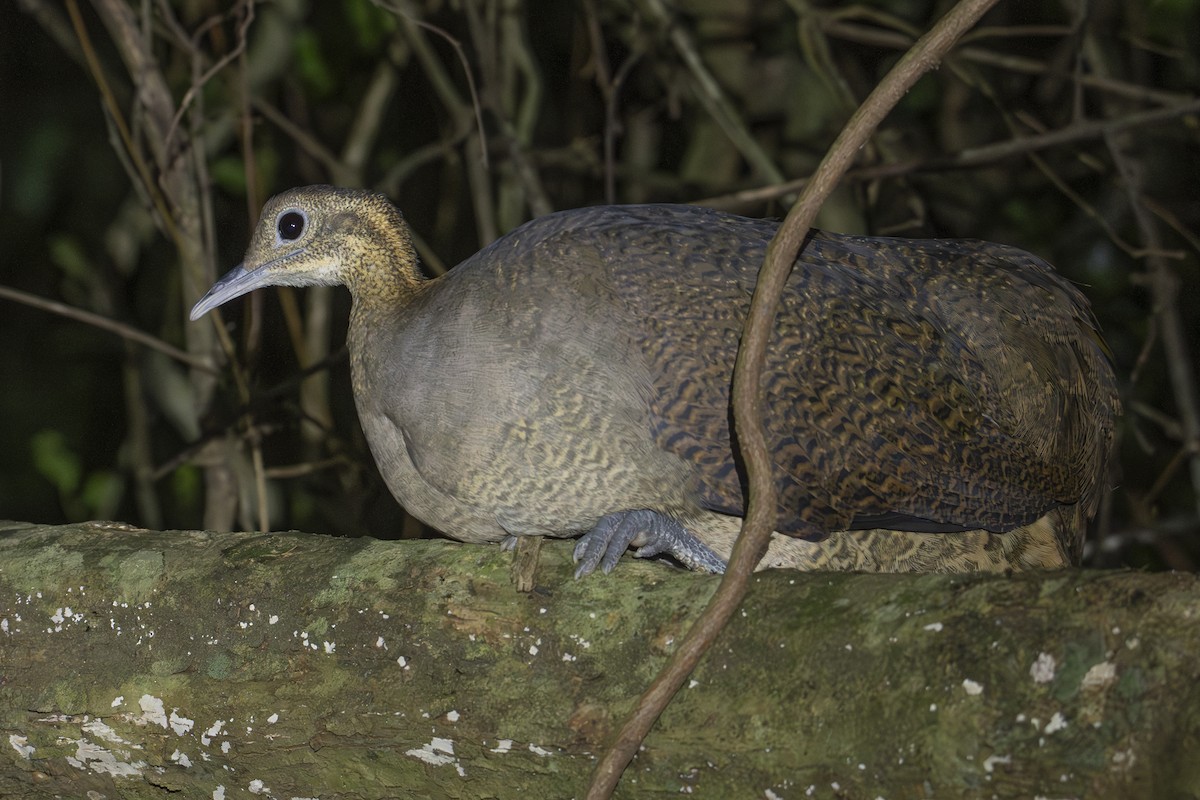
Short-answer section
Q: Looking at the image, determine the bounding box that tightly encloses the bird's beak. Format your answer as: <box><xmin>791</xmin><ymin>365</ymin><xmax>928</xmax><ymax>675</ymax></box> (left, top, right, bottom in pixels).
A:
<box><xmin>189</xmin><ymin>263</ymin><xmax>269</xmax><ymax>321</ymax></box>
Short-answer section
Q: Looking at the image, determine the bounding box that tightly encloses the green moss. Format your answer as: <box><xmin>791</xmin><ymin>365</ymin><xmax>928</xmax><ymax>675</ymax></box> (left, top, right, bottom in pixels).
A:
<box><xmin>101</xmin><ymin>549</ymin><xmax>165</xmax><ymax>603</ymax></box>
<box><xmin>0</xmin><ymin>541</ymin><xmax>85</xmax><ymax>593</ymax></box>
<box><xmin>205</xmin><ymin>652</ymin><xmax>233</xmax><ymax>681</ymax></box>
<box><xmin>149</xmin><ymin>657</ymin><xmax>190</xmax><ymax>677</ymax></box>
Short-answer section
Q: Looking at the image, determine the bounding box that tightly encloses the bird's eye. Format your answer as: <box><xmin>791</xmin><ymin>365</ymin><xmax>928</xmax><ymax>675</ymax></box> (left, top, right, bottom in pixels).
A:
<box><xmin>278</xmin><ymin>211</ymin><xmax>306</xmax><ymax>241</ymax></box>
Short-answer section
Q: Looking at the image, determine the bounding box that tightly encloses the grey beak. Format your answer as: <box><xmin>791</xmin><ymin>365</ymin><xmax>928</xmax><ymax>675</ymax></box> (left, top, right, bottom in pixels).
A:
<box><xmin>190</xmin><ymin>263</ymin><xmax>266</xmax><ymax>320</ymax></box>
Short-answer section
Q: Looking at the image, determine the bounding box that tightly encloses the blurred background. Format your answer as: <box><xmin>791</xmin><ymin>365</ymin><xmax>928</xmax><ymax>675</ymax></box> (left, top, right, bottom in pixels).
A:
<box><xmin>2</xmin><ymin>0</ymin><xmax>1197</xmax><ymax>569</ymax></box>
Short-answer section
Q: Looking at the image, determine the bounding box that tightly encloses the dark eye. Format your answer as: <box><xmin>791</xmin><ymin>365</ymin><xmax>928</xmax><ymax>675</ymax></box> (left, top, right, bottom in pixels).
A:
<box><xmin>278</xmin><ymin>211</ymin><xmax>306</xmax><ymax>241</ymax></box>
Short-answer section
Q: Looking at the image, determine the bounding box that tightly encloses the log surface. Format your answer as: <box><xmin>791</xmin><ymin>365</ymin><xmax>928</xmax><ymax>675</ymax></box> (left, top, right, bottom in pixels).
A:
<box><xmin>1</xmin><ymin>521</ymin><xmax>1198</xmax><ymax>799</ymax></box>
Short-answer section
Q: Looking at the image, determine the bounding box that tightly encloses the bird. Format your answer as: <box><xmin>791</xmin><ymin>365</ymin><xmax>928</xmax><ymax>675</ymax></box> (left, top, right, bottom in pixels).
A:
<box><xmin>190</xmin><ymin>185</ymin><xmax>1119</xmax><ymax>576</ymax></box>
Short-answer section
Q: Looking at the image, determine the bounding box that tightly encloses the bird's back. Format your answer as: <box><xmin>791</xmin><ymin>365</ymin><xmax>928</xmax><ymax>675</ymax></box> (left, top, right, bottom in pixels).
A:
<box><xmin>481</xmin><ymin>204</ymin><xmax>1118</xmax><ymax>546</ymax></box>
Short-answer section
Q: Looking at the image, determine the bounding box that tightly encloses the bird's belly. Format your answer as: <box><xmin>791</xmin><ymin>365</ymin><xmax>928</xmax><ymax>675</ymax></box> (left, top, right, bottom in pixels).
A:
<box><xmin>358</xmin><ymin>410</ymin><xmax>509</xmax><ymax>544</ymax></box>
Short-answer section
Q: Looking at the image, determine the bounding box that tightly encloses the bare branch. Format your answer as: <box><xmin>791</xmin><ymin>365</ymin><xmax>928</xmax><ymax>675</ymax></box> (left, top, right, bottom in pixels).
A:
<box><xmin>695</xmin><ymin>98</ymin><xmax>1200</xmax><ymax>211</ymax></box>
<box><xmin>0</xmin><ymin>284</ymin><xmax>218</xmax><ymax>374</ymax></box>
<box><xmin>640</xmin><ymin>0</ymin><xmax>786</xmax><ymax>184</ymax></box>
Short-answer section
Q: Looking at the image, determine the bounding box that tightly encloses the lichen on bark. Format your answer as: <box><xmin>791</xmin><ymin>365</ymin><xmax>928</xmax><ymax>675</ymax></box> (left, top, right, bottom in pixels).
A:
<box><xmin>1</xmin><ymin>521</ymin><xmax>1198</xmax><ymax>798</ymax></box>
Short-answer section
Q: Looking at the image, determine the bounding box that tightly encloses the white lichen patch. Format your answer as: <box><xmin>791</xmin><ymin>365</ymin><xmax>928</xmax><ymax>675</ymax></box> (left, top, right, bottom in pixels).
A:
<box><xmin>1081</xmin><ymin>661</ymin><xmax>1117</xmax><ymax>690</ymax></box>
<box><xmin>1043</xmin><ymin>712</ymin><xmax>1068</xmax><ymax>734</ymax></box>
<box><xmin>406</xmin><ymin>736</ymin><xmax>461</xmax><ymax>773</ymax></box>
<box><xmin>295</xmin><ymin>631</ymin><xmax>319</xmax><ymax>651</ymax></box>
<box><xmin>1030</xmin><ymin>652</ymin><xmax>1057</xmax><ymax>684</ymax></box>
<box><xmin>983</xmin><ymin>754</ymin><xmax>1011</xmax><ymax>773</ymax></box>
<box><xmin>529</xmin><ymin>743</ymin><xmax>554</xmax><ymax>757</ymax></box>
<box><xmin>9</xmin><ymin>734</ymin><xmax>34</xmax><ymax>759</ymax></box>
<box><xmin>962</xmin><ymin>679</ymin><xmax>984</xmax><ymax>696</ymax></box>
<box><xmin>1112</xmin><ymin>748</ymin><xmax>1137</xmax><ymax>770</ymax></box>
<box><xmin>137</xmin><ymin>695</ymin><xmax>169</xmax><ymax>729</ymax></box>
<box><xmin>169</xmin><ymin>710</ymin><xmax>195</xmax><ymax>736</ymax></box>
<box><xmin>83</xmin><ymin>719</ymin><xmax>132</xmax><ymax>746</ymax></box>
<box><xmin>323</xmin><ymin>641</ymin><xmax>336</xmax><ymax>654</ymax></box>
<box><xmin>201</xmin><ymin>720</ymin><xmax>226</xmax><ymax>746</ymax></box>
<box><xmin>248</xmin><ymin>778</ymin><xmax>269</xmax><ymax>794</ymax></box>
<box><xmin>111</xmin><ymin>695</ymin><xmax>124</xmax><ymax>708</ymax></box>
<box><xmin>405</xmin><ymin>734</ymin><xmax>465</xmax><ymax>772</ymax></box>
<box><xmin>66</xmin><ymin>737</ymin><xmax>147</xmax><ymax>777</ymax></box>
<box><xmin>490</xmin><ymin>739</ymin><xmax>513</xmax><ymax>754</ymax></box>
<box><xmin>446</xmin><ymin>710</ymin><xmax>460</xmax><ymax>723</ymax></box>
<box><xmin>48</xmin><ymin>606</ymin><xmax>85</xmax><ymax>633</ymax></box>
<box><xmin>267</xmin><ymin>713</ymin><xmax>279</xmax><ymax>724</ymax></box>
<box><xmin>923</xmin><ymin>622</ymin><xmax>943</xmax><ymax>632</ymax></box>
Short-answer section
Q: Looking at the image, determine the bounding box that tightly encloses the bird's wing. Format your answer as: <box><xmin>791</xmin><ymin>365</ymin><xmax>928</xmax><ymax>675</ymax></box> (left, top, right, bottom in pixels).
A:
<box><xmin>600</xmin><ymin>212</ymin><xmax>1115</xmax><ymax>537</ymax></box>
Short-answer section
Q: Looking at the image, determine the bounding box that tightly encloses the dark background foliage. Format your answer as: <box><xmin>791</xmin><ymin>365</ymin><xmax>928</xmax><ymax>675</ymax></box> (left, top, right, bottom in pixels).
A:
<box><xmin>2</xmin><ymin>0</ymin><xmax>1198</xmax><ymax>569</ymax></box>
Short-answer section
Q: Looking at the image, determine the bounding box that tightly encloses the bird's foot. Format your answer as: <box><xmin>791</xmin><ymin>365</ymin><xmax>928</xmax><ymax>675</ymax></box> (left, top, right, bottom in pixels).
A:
<box><xmin>572</xmin><ymin>509</ymin><xmax>727</xmax><ymax>578</ymax></box>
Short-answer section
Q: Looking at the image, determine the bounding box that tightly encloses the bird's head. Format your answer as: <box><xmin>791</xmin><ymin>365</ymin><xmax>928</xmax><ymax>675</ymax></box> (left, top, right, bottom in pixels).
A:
<box><xmin>190</xmin><ymin>185</ymin><xmax>418</xmax><ymax>321</ymax></box>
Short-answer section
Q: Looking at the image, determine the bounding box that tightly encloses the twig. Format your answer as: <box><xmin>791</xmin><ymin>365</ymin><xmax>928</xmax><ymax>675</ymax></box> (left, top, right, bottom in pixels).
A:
<box><xmin>0</xmin><ymin>284</ymin><xmax>218</xmax><ymax>374</ymax></box>
<box><xmin>161</xmin><ymin>0</ymin><xmax>256</xmax><ymax>155</ymax></box>
<box><xmin>583</xmin><ymin>0</ymin><xmax>642</xmax><ymax>204</ymax></box>
<box><xmin>249</xmin><ymin>423</ymin><xmax>270</xmax><ymax>534</ymax></box>
<box><xmin>818</xmin><ymin>17</ymin><xmax>1191</xmax><ymax>106</ymax></box>
<box><xmin>374</xmin><ymin>0</ymin><xmax>489</xmax><ymax>169</ymax></box>
<box><xmin>252</xmin><ymin>99</ymin><xmax>349</xmax><ymax>181</ymax></box>
<box><xmin>583</xmin><ymin>0</ymin><xmax>1002</xmax><ymax>796</ymax></box>
<box><xmin>953</xmin><ymin>99</ymin><xmax>1200</xmax><ymax>168</ymax></box>
<box><xmin>496</xmin><ymin>4</ymin><xmax>553</xmax><ymax>219</ymax></box>
<box><xmin>263</xmin><ymin>457</ymin><xmax>346</xmax><ymax>480</ymax></box>
<box><xmin>121</xmin><ymin>343</ymin><xmax>162</xmax><ymax>529</ymax></box>
<box><xmin>1106</xmin><ymin>133</ymin><xmax>1200</xmax><ymax>518</ymax></box>
<box><xmin>640</xmin><ymin>0</ymin><xmax>786</xmax><ymax>184</ymax></box>
<box><xmin>694</xmin><ymin>98</ymin><xmax>1200</xmax><ymax>211</ymax></box>
<box><xmin>15</xmin><ymin>0</ymin><xmax>80</xmax><ymax>61</ymax></box>
<box><xmin>379</xmin><ymin>136</ymin><xmax>468</xmax><ymax>198</ymax></box>
<box><xmin>343</xmin><ymin>53</ymin><xmax>401</xmax><ymax>180</ymax></box>
<box><xmin>66</xmin><ymin>0</ymin><xmax>179</xmax><ymax>248</ymax></box>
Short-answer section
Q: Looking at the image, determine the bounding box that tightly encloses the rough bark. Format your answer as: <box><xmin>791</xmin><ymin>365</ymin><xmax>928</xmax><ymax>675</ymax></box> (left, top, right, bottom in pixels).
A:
<box><xmin>0</xmin><ymin>521</ymin><xmax>1197</xmax><ymax>799</ymax></box>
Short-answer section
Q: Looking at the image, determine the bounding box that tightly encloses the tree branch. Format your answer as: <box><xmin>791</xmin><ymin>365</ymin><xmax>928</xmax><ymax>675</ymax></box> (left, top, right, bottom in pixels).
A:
<box><xmin>0</xmin><ymin>284</ymin><xmax>218</xmax><ymax>374</ymax></box>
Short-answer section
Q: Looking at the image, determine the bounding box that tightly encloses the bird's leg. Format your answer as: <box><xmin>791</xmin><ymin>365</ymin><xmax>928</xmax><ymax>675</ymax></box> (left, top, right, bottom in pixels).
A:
<box><xmin>573</xmin><ymin>509</ymin><xmax>727</xmax><ymax>578</ymax></box>
<box><xmin>509</xmin><ymin>535</ymin><xmax>544</xmax><ymax>593</ymax></box>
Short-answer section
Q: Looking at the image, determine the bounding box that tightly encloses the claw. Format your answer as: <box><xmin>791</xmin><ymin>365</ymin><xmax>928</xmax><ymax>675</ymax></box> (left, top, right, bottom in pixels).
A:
<box><xmin>573</xmin><ymin>509</ymin><xmax>727</xmax><ymax>578</ymax></box>
<box><xmin>573</xmin><ymin>514</ymin><xmax>638</xmax><ymax>578</ymax></box>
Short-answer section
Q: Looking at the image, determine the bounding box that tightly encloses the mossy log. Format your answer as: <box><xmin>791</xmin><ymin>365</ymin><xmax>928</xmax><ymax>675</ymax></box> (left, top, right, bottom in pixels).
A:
<box><xmin>1</xmin><ymin>521</ymin><xmax>1198</xmax><ymax>799</ymax></box>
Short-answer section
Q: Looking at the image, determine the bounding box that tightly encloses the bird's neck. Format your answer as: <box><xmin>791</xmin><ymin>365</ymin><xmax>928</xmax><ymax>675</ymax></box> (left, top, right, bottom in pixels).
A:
<box><xmin>341</xmin><ymin>226</ymin><xmax>426</xmax><ymax>318</ymax></box>
<box><xmin>343</xmin><ymin>227</ymin><xmax>429</xmax><ymax>394</ymax></box>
